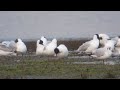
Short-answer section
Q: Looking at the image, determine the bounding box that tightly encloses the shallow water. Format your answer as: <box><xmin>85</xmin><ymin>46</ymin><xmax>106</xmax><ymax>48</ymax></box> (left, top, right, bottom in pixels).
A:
<box><xmin>0</xmin><ymin>11</ymin><xmax>120</xmax><ymax>40</ymax></box>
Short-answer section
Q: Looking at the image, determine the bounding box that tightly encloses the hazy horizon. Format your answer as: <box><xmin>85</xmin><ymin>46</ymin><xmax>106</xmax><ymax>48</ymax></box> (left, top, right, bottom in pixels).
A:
<box><xmin>0</xmin><ymin>11</ymin><xmax>120</xmax><ymax>41</ymax></box>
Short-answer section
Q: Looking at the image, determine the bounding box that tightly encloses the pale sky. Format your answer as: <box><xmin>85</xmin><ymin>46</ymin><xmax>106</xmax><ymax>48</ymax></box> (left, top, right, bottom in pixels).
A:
<box><xmin>0</xmin><ymin>11</ymin><xmax>120</xmax><ymax>40</ymax></box>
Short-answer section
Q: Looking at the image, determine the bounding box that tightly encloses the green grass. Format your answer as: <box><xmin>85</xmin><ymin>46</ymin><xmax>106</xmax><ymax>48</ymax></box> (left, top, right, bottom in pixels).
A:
<box><xmin>0</xmin><ymin>57</ymin><xmax>120</xmax><ymax>79</ymax></box>
<box><xmin>0</xmin><ymin>40</ymin><xmax>119</xmax><ymax>79</ymax></box>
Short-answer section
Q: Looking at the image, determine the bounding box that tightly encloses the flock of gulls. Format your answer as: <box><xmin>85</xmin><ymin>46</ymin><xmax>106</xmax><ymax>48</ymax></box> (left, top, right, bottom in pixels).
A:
<box><xmin>0</xmin><ymin>33</ymin><xmax>120</xmax><ymax>64</ymax></box>
<box><xmin>0</xmin><ymin>36</ymin><xmax>69</xmax><ymax>58</ymax></box>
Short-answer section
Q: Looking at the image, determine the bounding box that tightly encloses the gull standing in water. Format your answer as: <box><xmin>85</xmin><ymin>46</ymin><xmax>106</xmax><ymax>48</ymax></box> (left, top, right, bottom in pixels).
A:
<box><xmin>91</xmin><ymin>46</ymin><xmax>112</xmax><ymax>64</ymax></box>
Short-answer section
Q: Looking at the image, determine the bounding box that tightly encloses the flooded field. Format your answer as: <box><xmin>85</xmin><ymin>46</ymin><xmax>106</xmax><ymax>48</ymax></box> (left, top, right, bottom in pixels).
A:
<box><xmin>0</xmin><ymin>39</ymin><xmax>120</xmax><ymax>79</ymax></box>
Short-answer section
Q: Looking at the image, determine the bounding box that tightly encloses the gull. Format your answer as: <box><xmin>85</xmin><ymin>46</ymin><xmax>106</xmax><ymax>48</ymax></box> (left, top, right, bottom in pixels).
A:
<box><xmin>114</xmin><ymin>36</ymin><xmax>120</xmax><ymax>47</ymax></box>
<box><xmin>0</xmin><ymin>49</ymin><xmax>16</xmax><ymax>56</ymax></box>
<box><xmin>15</xmin><ymin>38</ymin><xmax>27</xmax><ymax>56</ymax></box>
<box><xmin>40</xmin><ymin>36</ymin><xmax>48</xmax><ymax>46</ymax></box>
<box><xmin>43</xmin><ymin>38</ymin><xmax>57</xmax><ymax>56</ymax></box>
<box><xmin>112</xmin><ymin>36</ymin><xmax>120</xmax><ymax>56</ymax></box>
<box><xmin>54</xmin><ymin>44</ymin><xmax>68</xmax><ymax>58</ymax></box>
<box><xmin>0</xmin><ymin>42</ymin><xmax>16</xmax><ymax>52</ymax></box>
<box><xmin>104</xmin><ymin>39</ymin><xmax>117</xmax><ymax>52</ymax></box>
<box><xmin>36</xmin><ymin>40</ymin><xmax>45</xmax><ymax>55</ymax></box>
<box><xmin>99</xmin><ymin>33</ymin><xmax>110</xmax><ymax>47</ymax></box>
<box><xmin>76</xmin><ymin>34</ymin><xmax>100</xmax><ymax>55</ymax></box>
<box><xmin>91</xmin><ymin>46</ymin><xmax>112</xmax><ymax>64</ymax></box>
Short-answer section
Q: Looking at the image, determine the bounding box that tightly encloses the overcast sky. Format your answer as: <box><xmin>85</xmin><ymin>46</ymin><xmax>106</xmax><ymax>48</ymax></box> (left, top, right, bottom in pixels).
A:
<box><xmin>0</xmin><ymin>11</ymin><xmax>120</xmax><ymax>40</ymax></box>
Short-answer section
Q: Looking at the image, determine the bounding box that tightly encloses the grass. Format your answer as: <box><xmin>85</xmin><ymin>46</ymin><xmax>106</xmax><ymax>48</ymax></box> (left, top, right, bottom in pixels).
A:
<box><xmin>0</xmin><ymin>39</ymin><xmax>119</xmax><ymax>79</ymax></box>
<box><xmin>0</xmin><ymin>57</ymin><xmax>120</xmax><ymax>79</ymax></box>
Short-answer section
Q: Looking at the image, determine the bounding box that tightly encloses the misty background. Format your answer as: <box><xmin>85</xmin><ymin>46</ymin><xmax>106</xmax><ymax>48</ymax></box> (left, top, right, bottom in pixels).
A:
<box><xmin>0</xmin><ymin>11</ymin><xmax>120</xmax><ymax>41</ymax></box>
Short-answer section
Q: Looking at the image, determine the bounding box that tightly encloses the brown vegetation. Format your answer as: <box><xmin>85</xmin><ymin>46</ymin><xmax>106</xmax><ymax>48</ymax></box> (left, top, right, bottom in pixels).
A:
<box><xmin>25</xmin><ymin>39</ymin><xmax>89</xmax><ymax>53</ymax></box>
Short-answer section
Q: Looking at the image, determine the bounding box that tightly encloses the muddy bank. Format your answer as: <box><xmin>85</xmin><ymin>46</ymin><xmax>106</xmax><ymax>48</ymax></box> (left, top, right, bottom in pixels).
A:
<box><xmin>25</xmin><ymin>39</ymin><xmax>89</xmax><ymax>53</ymax></box>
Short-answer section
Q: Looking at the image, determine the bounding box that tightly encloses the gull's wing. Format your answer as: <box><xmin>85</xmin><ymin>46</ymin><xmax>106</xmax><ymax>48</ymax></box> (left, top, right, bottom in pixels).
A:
<box><xmin>77</xmin><ymin>41</ymin><xmax>91</xmax><ymax>51</ymax></box>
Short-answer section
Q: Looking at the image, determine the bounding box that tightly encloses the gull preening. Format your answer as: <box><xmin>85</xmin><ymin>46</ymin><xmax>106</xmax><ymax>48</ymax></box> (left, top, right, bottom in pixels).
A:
<box><xmin>36</xmin><ymin>37</ymin><xmax>69</xmax><ymax>58</ymax></box>
<box><xmin>36</xmin><ymin>37</ymin><xmax>58</xmax><ymax>56</ymax></box>
<box><xmin>36</xmin><ymin>40</ymin><xmax>45</xmax><ymax>55</ymax></box>
<box><xmin>15</xmin><ymin>38</ymin><xmax>27</xmax><ymax>56</ymax></box>
<box><xmin>43</xmin><ymin>38</ymin><xmax>57</xmax><ymax>56</ymax></box>
<box><xmin>99</xmin><ymin>34</ymin><xmax>110</xmax><ymax>40</ymax></box>
<box><xmin>0</xmin><ymin>33</ymin><xmax>120</xmax><ymax>64</ymax></box>
<box><xmin>54</xmin><ymin>44</ymin><xmax>68</xmax><ymax>58</ymax></box>
<box><xmin>36</xmin><ymin>36</ymin><xmax>48</xmax><ymax>55</ymax></box>
<box><xmin>40</xmin><ymin>36</ymin><xmax>48</xmax><ymax>46</ymax></box>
